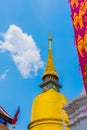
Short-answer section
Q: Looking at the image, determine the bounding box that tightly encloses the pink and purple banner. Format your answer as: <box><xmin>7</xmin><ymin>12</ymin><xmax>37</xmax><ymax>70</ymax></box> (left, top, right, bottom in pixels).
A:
<box><xmin>69</xmin><ymin>0</ymin><xmax>87</xmax><ymax>93</ymax></box>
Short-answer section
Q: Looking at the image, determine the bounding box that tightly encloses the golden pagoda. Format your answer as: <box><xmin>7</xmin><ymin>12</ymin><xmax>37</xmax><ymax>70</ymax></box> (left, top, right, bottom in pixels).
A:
<box><xmin>28</xmin><ymin>35</ymin><xmax>70</xmax><ymax>130</ymax></box>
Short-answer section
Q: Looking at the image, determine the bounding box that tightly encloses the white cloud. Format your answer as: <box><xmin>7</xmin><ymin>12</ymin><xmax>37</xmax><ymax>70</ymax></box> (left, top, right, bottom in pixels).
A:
<box><xmin>0</xmin><ymin>25</ymin><xmax>44</xmax><ymax>78</ymax></box>
<box><xmin>0</xmin><ymin>69</ymin><xmax>9</xmax><ymax>80</ymax></box>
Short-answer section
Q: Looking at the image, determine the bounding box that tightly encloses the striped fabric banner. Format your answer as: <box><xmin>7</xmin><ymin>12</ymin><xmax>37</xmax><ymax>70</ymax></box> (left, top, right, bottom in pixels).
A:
<box><xmin>69</xmin><ymin>0</ymin><xmax>87</xmax><ymax>93</ymax></box>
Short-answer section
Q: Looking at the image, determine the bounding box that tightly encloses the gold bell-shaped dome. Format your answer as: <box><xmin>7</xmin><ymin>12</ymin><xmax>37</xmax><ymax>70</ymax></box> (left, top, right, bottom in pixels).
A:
<box><xmin>28</xmin><ymin>89</ymin><xmax>70</xmax><ymax>130</ymax></box>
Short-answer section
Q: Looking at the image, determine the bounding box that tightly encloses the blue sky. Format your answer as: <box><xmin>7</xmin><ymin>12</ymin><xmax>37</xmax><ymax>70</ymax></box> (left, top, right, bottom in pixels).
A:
<box><xmin>0</xmin><ymin>0</ymin><xmax>84</xmax><ymax>130</ymax></box>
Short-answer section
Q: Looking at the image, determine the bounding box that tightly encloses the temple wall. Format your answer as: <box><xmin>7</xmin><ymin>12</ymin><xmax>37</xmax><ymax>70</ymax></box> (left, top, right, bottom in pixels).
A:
<box><xmin>63</xmin><ymin>95</ymin><xmax>87</xmax><ymax>130</ymax></box>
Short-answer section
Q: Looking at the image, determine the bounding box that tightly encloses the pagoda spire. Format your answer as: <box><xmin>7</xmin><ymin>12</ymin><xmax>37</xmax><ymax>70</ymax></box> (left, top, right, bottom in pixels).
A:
<box><xmin>42</xmin><ymin>34</ymin><xmax>59</xmax><ymax>81</ymax></box>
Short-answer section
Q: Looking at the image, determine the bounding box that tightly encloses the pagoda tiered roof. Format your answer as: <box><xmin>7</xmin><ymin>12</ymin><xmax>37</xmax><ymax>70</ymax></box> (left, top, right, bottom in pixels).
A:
<box><xmin>0</xmin><ymin>106</ymin><xmax>12</xmax><ymax>124</ymax></box>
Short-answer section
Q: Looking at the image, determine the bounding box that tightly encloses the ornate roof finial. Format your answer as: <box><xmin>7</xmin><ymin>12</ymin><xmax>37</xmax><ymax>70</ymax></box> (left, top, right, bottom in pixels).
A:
<box><xmin>42</xmin><ymin>34</ymin><xmax>59</xmax><ymax>81</ymax></box>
